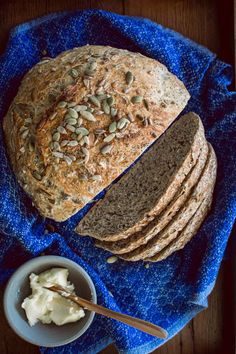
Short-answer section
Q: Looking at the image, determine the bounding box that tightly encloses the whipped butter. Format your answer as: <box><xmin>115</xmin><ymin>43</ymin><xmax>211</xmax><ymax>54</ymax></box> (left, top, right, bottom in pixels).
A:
<box><xmin>21</xmin><ymin>268</ymin><xmax>85</xmax><ymax>326</ymax></box>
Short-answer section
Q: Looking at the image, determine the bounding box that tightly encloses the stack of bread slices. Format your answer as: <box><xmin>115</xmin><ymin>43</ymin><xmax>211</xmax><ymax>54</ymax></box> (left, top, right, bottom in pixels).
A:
<box><xmin>76</xmin><ymin>112</ymin><xmax>217</xmax><ymax>262</ymax></box>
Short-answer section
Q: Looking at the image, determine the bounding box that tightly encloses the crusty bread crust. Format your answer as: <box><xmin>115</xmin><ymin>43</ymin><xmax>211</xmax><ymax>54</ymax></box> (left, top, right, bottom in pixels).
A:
<box><xmin>3</xmin><ymin>45</ymin><xmax>190</xmax><ymax>221</ymax></box>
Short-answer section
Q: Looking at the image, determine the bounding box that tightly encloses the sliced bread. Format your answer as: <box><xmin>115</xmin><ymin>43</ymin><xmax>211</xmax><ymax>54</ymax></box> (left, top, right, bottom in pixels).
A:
<box><xmin>76</xmin><ymin>113</ymin><xmax>206</xmax><ymax>241</ymax></box>
<box><xmin>119</xmin><ymin>144</ymin><xmax>217</xmax><ymax>261</ymax></box>
<box><xmin>95</xmin><ymin>140</ymin><xmax>209</xmax><ymax>254</ymax></box>
<box><xmin>146</xmin><ymin>190</ymin><xmax>214</xmax><ymax>262</ymax></box>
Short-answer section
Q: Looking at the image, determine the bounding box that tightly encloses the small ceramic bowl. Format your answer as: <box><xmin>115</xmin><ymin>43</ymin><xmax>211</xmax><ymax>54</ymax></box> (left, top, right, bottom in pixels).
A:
<box><xmin>3</xmin><ymin>255</ymin><xmax>97</xmax><ymax>347</ymax></box>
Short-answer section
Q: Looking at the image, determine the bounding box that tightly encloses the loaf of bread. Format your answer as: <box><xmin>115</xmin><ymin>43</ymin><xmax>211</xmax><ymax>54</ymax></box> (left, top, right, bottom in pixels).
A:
<box><xmin>95</xmin><ymin>140</ymin><xmax>209</xmax><ymax>254</ymax></box>
<box><xmin>76</xmin><ymin>113</ymin><xmax>206</xmax><ymax>240</ymax></box>
<box><xmin>3</xmin><ymin>45</ymin><xmax>190</xmax><ymax>221</ymax></box>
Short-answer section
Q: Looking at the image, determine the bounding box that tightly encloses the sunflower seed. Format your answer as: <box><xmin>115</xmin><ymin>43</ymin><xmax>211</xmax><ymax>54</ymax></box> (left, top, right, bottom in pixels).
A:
<box><xmin>83</xmin><ymin>136</ymin><xmax>89</xmax><ymax>145</ymax></box>
<box><xmin>76</xmin><ymin>127</ymin><xmax>89</xmax><ymax>136</ymax></box>
<box><xmin>53</xmin><ymin>142</ymin><xmax>60</xmax><ymax>150</ymax></box>
<box><xmin>63</xmin><ymin>155</ymin><xmax>73</xmax><ymax>165</ymax></box>
<box><xmin>101</xmin><ymin>144</ymin><xmax>113</xmax><ymax>155</ymax></box>
<box><xmin>83</xmin><ymin>78</ymin><xmax>90</xmax><ymax>88</ymax></box>
<box><xmin>117</xmin><ymin>118</ymin><xmax>130</xmax><ymax>130</ymax></box>
<box><xmin>92</xmin><ymin>174</ymin><xmax>102</xmax><ymax>181</ymax></box>
<box><xmin>67</xmin><ymin>154</ymin><xmax>76</xmax><ymax>162</ymax></box>
<box><xmin>79</xmin><ymin>137</ymin><xmax>85</xmax><ymax>146</ymax></box>
<box><xmin>88</xmin><ymin>133</ymin><xmax>95</xmax><ymax>145</ymax></box>
<box><xmin>81</xmin><ymin>195</ymin><xmax>91</xmax><ymax>203</ymax></box>
<box><xmin>80</xmin><ymin>110</ymin><xmax>96</xmax><ymax>122</ymax></box>
<box><xmin>125</xmin><ymin>71</ymin><xmax>134</xmax><ymax>85</ymax></box>
<box><xmin>32</xmin><ymin>171</ymin><xmax>42</xmax><ymax>181</ymax></box>
<box><xmin>66</xmin><ymin>124</ymin><xmax>76</xmax><ymax>132</ymax></box>
<box><xmin>131</xmin><ymin>95</ymin><xmax>143</xmax><ymax>104</ymax></box>
<box><xmin>57</xmin><ymin>101</ymin><xmax>67</xmax><ymax>108</ymax></box>
<box><xmin>148</xmin><ymin>117</ymin><xmax>153</xmax><ymax>125</ymax></box>
<box><xmin>19</xmin><ymin>126</ymin><xmax>28</xmax><ymax>133</ymax></box>
<box><xmin>107</xmin><ymin>96</ymin><xmax>114</xmax><ymax>106</ymax></box>
<box><xmin>77</xmin><ymin>118</ymin><xmax>83</xmax><ymax>127</ymax></box>
<box><xmin>102</xmin><ymin>100</ymin><xmax>110</xmax><ymax>115</ymax></box>
<box><xmin>143</xmin><ymin>99</ymin><xmax>149</xmax><ymax>110</ymax></box>
<box><xmin>74</xmin><ymin>105</ymin><xmax>87</xmax><ymax>112</ymax></box>
<box><xmin>103</xmin><ymin>133</ymin><xmax>116</xmax><ymax>143</ymax></box>
<box><xmin>94</xmin><ymin>128</ymin><xmax>106</xmax><ymax>136</ymax></box>
<box><xmin>86</xmin><ymin>107</ymin><xmax>94</xmax><ymax>113</ymax></box>
<box><xmin>52</xmin><ymin>132</ymin><xmax>61</xmax><ymax>142</ymax></box>
<box><xmin>89</xmin><ymin>61</ymin><xmax>97</xmax><ymax>71</ymax></box>
<box><xmin>109</xmin><ymin>121</ymin><xmax>117</xmax><ymax>133</ymax></box>
<box><xmin>20</xmin><ymin>147</ymin><xmax>25</xmax><ymax>153</ymax></box>
<box><xmin>67</xmin><ymin>140</ymin><xmax>78</xmax><ymax>147</ymax></box>
<box><xmin>67</xmin><ymin>101</ymin><xmax>77</xmax><ymax>108</ymax></box>
<box><xmin>110</xmin><ymin>108</ymin><xmax>117</xmax><ymax>118</ymax></box>
<box><xmin>57</xmin><ymin>126</ymin><xmax>67</xmax><ymax>134</ymax></box>
<box><xmin>29</xmin><ymin>141</ymin><xmax>35</xmax><ymax>152</ymax></box>
<box><xmin>95</xmin><ymin>110</ymin><xmax>104</xmax><ymax>115</ymax></box>
<box><xmin>52</xmin><ymin>151</ymin><xmax>64</xmax><ymax>158</ymax></box>
<box><xmin>106</xmin><ymin>256</ymin><xmax>118</xmax><ymax>264</ymax></box>
<box><xmin>88</xmin><ymin>95</ymin><xmax>101</xmax><ymax>107</ymax></box>
<box><xmin>21</xmin><ymin>129</ymin><xmax>29</xmax><ymax>139</ymax></box>
<box><xmin>70</xmin><ymin>68</ymin><xmax>79</xmax><ymax>78</ymax></box>
<box><xmin>61</xmin><ymin>140</ymin><xmax>69</xmax><ymax>147</ymax></box>
<box><xmin>65</xmin><ymin>118</ymin><xmax>77</xmax><ymax>125</ymax></box>
<box><xmin>82</xmin><ymin>147</ymin><xmax>90</xmax><ymax>163</ymax></box>
<box><xmin>68</xmin><ymin>108</ymin><xmax>78</xmax><ymax>119</ymax></box>
<box><xmin>96</xmin><ymin>87</ymin><xmax>104</xmax><ymax>94</ymax></box>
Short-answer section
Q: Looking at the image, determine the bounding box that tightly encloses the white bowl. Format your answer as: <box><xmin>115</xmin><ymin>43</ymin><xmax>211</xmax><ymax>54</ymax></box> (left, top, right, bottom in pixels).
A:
<box><xmin>3</xmin><ymin>255</ymin><xmax>97</xmax><ymax>347</ymax></box>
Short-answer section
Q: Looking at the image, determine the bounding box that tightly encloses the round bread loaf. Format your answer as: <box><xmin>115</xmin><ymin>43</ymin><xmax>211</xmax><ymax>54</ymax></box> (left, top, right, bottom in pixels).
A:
<box><xmin>3</xmin><ymin>45</ymin><xmax>190</xmax><ymax>221</ymax></box>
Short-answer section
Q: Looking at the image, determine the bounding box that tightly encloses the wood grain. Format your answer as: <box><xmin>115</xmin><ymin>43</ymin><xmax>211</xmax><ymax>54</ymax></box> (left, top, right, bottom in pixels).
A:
<box><xmin>0</xmin><ymin>0</ymin><xmax>234</xmax><ymax>353</ymax></box>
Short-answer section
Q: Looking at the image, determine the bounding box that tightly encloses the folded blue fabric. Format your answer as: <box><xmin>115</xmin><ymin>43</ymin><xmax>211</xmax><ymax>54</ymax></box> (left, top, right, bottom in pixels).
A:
<box><xmin>0</xmin><ymin>9</ymin><xmax>235</xmax><ymax>354</ymax></box>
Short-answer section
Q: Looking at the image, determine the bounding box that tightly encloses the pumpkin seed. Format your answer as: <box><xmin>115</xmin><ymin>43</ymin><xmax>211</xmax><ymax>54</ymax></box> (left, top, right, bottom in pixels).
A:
<box><xmin>61</xmin><ymin>140</ymin><xmax>69</xmax><ymax>147</ymax></box>
<box><xmin>32</xmin><ymin>171</ymin><xmax>42</xmax><ymax>181</ymax></box>
<box><xmin>67</xmin><ymin>101</ymin><xmax>77</xmax><ymax>108</ymax></box>
<box><xmin>53</xmin><ymin>142</ymin><xmax>60</xmax><ymax>150</ymax></box>
<box><xmin>79</xmin><ymin>137</ymin><xmax>85</xmax><ymax>146</ymax></box>
<box><xmin>76</xmin><ymin>127</ymin><xmax>89</xmax><ymax>136</ymax></box>
<box><xmin>117</xmin><ymin>118</ymin><xmax>130</xmax><ymax>130</ymax></box>
<box><xmin>52</xmin><ymin>132</ymin><xmax>60</xmax><ymax>141</ymax></box>
<box><xmin>131</xmin><ymin>95</ymin><xmax>143</xmax><ymax>104</ymax></box>
<box><xmin>67</xmin><ymin>140</ymin><xmax>78</xmax><ymax>147</ymax></box>
<box><xmin>64</xmin><ymin>113</ymin><xmax>72</xmax><ymax>120</ymax></box>
<box><xmin>106</xmin><ymin>256</ymin><xmax>118</xmax><ymax>264</ymax></box>
<box><xmin>110</xmin><ymin>107</ymin><xmax>117</xmax><ymax>117</ymax></box>
<box><xmin>88</xmin><ymin>95</ymin><xmax>101</xmax><ymax>107</ymax></box>
<box><xmin>101</xmin><ymin>144</ymin><xmax>113</xmax><ymax>155</ymax></box>
<box><xmin>109</xmin><ymin>121</ymin><xmax>117</xmax><ymax>133</ymax></box>
<box><xmin>86</xmin><ymin>107</ymin><xmax>94</xmax><ymax>113</ymax></box>
<box><xmin>57</xmin><ymin>126</ymin><xmax>67</xmax><ymax>134</ymax></box>
<box><xmin>125</xmin><ymin>71</ymin><xmax>133</xmax><ymax>85</ymax></box>
<box><xmin>97</xmin><ymin>94</ymin><xmax>107</xmax><ymax>101</ymax></box>
<box><xmin>103</xmin><ymin>133</ymin><xmax>116</xmax><ymax>143</ymax></box>
<box><xmin>102</xmin><ymin>100</ymin><xmax>110</xmax><ymax>115</ymax></box>
<box><xmin>74</xmin><ymin>105</ymin><xmax>87</xmax><ymax>112</ymax></box>
<box><xmin>68</xmin><ymin>108</ymin><xmax>78</xmax><ymax>119</ymax></box>
<box><xmin>143</xmin><ymin>99</ymin><xmax>149</xmax><ymax>110</ymax></box>
<box><xmin>70</xmin><ymin>68</ymin><xmax>79</xmax><ymax>78</ymax></box>
<box><xmin>107</xmin><ymin>96</ymin><xmax>114</xmax><ymax>106</ymax></box>
<box><xmin>57</xmin><ymin>101</ymin><xmax>67</xmax><ymax>108</ymax></box>
<box><xmin>66</xmin><ymin>124</ymin><xmax>76</xmax><ymax>132</ymax></box>
<box><xmin>52</xmin><ymin>151</ymin><xmax>64</xmax><ymax>158</ymax></box>
<box><xmin>21</xmin><ymin>129</ymin><xmax>29</xmax><ymax>139</ymax></box>
<box><xmin>71</xmin><ymin>133</ymin><xmax>77</xmax><ymax>139</ymax></box>
<box><xmin>92</xmin><ymin>175</ymin><xmax>102</xmax><ymax>181</ymax></box>
<box><xmin>80</xmin><ymin>110</ymin><xmax>96</xmax><ymax>122</ymax></box>
<box><xmin>66</xmin><ymin>118</ymin><xmax>77</xmax><ymax>125</ymax></box>
<box><xmin>63</xmin><ymin>155</ymin><xmax>73</xmax><ymax>165</ymax></box>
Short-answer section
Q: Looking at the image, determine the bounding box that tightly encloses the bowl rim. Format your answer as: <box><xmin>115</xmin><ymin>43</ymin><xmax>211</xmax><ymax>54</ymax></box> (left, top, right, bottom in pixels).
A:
<box><xmin>3</xmin><ymin>255</ymin><xmax>97</xmax><ymax>347</ymax></box>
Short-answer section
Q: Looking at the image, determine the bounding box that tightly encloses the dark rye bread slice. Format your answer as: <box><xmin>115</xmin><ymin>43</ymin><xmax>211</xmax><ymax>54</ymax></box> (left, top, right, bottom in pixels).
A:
<box><xmin>146</xmin><ymin>186</ymin><xmax>214</xmax><ymax>262</ymax></box>
<box><xmin>95</xmin><ymin>141</ymin><xmax>209</xmax><ymax>254</ymax></box>
<box><xmin>119</xmin><ymin>144</ymin><xmax>217</xmax><ymax>261</ymax></box>
<box><xmin>76</xmin><ymin>113</ymin><xmax>206</xmax><ymax>241</ymax></box>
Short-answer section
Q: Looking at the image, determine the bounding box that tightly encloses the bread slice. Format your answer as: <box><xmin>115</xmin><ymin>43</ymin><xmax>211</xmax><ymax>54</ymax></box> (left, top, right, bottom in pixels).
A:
<box><xmin>76</xmin><ymin>113</ymin><xmax>206</xmax><ymax>241</ymax></box>
<box><xmin>119</xmin><ymin>144</ymin><xmax>216</xmax><ymax>261</ymax></box>
<box><xmin>95</xmin><ymin>140</ymin><xmax>209</xmax><ymax>254</ymax></box>
<box><xmin>146</xmin><ymin>190</ymin><xmax>214</xmax><ymax>262</ymax></box>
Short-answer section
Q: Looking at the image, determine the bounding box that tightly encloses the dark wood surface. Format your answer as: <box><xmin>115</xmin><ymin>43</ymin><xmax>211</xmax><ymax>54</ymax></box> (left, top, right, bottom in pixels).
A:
<box><xmin>0</xmin><ymin>1</ymin><xmax>235</xmax><ymax>353</ymax></box>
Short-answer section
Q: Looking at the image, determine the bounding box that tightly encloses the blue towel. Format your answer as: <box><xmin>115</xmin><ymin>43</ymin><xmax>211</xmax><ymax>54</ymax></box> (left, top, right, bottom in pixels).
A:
<box><xmin>0</xmin><ymin>9</ymin><xmax>235</xmax><ymax>354</ymax></box>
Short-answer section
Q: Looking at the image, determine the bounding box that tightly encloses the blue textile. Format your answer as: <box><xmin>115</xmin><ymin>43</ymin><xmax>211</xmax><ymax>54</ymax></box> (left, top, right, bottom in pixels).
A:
<box><xmin>0</xmin><ymin>9</ymin><xmax>235</xmax><ymax>354</ymax></box>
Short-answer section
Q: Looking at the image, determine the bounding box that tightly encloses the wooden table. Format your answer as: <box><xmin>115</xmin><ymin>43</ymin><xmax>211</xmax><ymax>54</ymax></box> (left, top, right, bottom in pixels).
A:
<box><xmin>0</xmin><ymin>1</ymin><xmax>235</xmax><ymax>353</ymax></box>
